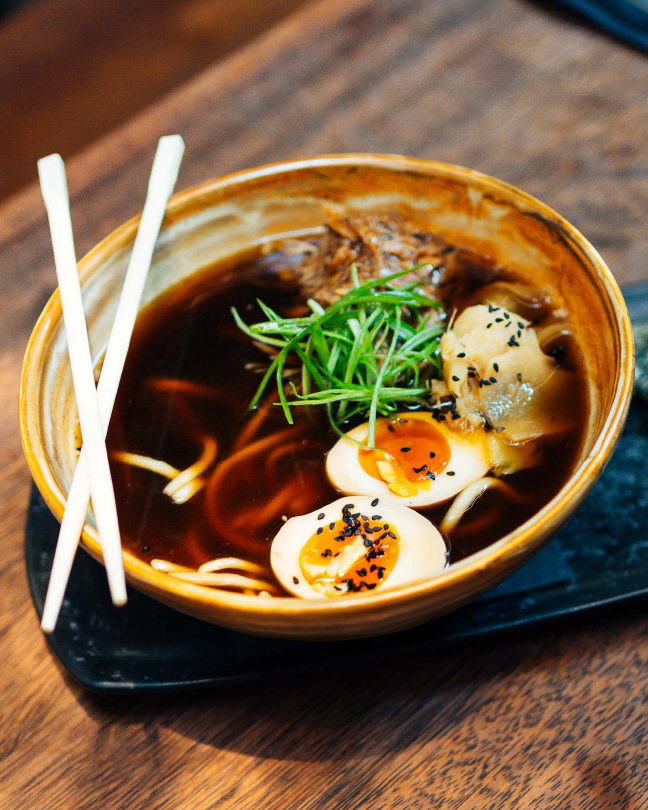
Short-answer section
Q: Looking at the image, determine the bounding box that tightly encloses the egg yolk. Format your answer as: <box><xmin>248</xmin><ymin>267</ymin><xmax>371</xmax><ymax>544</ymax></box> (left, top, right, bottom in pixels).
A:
<box><xmin>358</xmin><ymin>417</ymin><xmax>450</xmax><ymax>496</ymax></box>
<box><xmin>299</xmin><ymin>504</ymin><xmax>399</xmax><ymax>595</ymax></box>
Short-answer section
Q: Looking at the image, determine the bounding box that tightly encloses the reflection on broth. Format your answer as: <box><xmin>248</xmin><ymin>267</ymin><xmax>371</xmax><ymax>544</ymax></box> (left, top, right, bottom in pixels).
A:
<box><xmin>107</xmin><ymin>212</ymin><xmax>587</xmax><ymax>599</ymax></box>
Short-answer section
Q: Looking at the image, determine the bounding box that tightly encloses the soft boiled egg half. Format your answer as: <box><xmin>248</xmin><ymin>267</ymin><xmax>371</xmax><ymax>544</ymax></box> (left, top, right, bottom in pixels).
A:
<box><xmin>271</xmin><ymin>496</ymin><xmax>447</xmax><ymax>598</ymax></box>
<box><xmin>326</xmin><ymin>411</ymin><xmax>490</xmax><ymax>507</ymax></box>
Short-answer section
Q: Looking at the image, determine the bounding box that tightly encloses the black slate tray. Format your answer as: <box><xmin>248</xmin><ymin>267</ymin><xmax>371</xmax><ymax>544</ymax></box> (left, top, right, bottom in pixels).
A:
<box><xmin>25</xmin><ymin>284</ymin><xmax>648</xmax><ymax>692</ymax></box>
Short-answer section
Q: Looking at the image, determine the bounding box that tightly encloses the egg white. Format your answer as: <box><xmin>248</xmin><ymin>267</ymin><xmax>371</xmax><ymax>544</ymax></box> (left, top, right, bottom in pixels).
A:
<box><xmin>270</xmin><ymin>496</ymin><xmax>448</xmax><ymax>598</ymax></box>
<box><xmin>325</xmin><ymin>412</ymin><xmax>490</xmax><ymax>507</ymax></box>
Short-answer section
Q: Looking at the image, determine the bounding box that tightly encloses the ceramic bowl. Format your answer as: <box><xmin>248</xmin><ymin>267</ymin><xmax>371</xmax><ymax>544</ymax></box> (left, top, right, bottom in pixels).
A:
<box><xmin>20</xmin><ymin>155</ymin><xmax>634</xmax><ymax>639</ymax></box>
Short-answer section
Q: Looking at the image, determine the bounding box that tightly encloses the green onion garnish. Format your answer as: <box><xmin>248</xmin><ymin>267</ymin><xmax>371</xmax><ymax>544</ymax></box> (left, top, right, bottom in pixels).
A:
<box><xmin>232</xmin><ymin>267</ymin><xmax>444</xmax><ymax>447</ymax></box>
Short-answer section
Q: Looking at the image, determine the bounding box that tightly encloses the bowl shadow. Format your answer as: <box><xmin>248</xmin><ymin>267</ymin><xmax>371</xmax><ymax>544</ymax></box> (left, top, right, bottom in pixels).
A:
<box><xmin>71</xmin><ymin>604</ymin><xmax>642</xmax><ymax>766</ymax></box>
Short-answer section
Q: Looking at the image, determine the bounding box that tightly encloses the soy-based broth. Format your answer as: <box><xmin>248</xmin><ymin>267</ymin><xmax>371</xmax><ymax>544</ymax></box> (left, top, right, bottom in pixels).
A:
<box><xmin>107</xmin><ymin>241</ymin><xmax>587</xmax><ymax>591</ymax></box>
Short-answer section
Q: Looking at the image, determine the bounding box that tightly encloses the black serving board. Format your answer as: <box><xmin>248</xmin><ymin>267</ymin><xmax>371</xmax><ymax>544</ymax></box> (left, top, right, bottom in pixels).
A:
<box><xmin>25</xmin><ymin>284</ymin><xmax>648</xmax><ymax>692</ymax></box>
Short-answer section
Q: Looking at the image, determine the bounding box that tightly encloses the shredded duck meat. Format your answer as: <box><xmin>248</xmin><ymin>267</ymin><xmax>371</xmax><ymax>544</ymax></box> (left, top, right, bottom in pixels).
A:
<box><xmin>269</xmin><ymin>208</ymin><xmax>447</xmax><ymax>305</ymax></box>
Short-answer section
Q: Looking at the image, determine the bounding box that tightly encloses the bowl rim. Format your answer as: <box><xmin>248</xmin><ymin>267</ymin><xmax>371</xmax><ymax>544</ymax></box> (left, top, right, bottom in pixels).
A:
<box><xmin>20</xmin><ymin>153</ymin><xmax>635</xmax><ymax>621</ymax></box>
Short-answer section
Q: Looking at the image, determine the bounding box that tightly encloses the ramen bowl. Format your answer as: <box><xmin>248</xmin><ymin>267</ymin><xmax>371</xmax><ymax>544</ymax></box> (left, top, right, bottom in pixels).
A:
<box><xmin>20</xmin><ymin>155</ymin><xmax>634</xmax><ymax>639</ymax></box>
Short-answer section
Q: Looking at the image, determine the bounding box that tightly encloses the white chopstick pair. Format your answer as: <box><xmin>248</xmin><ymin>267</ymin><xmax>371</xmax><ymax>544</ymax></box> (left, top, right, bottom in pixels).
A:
<box><xmin>38</xmin><ymin>135</ymin><xmax>185</xmax><ymax>633</ymax></box>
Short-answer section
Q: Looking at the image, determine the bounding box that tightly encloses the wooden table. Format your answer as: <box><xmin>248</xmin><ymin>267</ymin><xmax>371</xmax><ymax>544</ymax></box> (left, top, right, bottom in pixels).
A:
<box><xmin>0</xmin><ymin>0</ymin><xmax>308</xmax><ymax>200</ymax></box>
<box><xmin>1</xmin><ymin>1</ymin><xmax>647</xmax><ymax>807</ymax></box>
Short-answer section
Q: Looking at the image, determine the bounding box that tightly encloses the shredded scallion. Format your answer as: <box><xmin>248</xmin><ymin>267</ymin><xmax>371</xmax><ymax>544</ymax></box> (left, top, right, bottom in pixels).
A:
<box><xmin>232</xmin><ymin>267</ymin><xmax>444</xmax><ymax>447</ymax></box>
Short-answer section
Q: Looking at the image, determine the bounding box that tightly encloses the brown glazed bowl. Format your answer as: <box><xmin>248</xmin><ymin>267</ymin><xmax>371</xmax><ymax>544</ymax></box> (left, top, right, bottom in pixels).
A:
<box><xmin>20</xmin><ymin>155</ymin><xmax>634</xmax><ymax>639</ymax></box>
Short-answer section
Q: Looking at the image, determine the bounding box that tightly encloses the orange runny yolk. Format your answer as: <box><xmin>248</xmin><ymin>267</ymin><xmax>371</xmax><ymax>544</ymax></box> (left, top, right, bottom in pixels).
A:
<box><xmin>358</xmin><ymin>417</ymin><xmax>450</xmax><ymax>496</ymax></box>
<box><xmin>299</xmin><ymin>506</ymin><xmax>399</xmax><ymax>594</ymax></box>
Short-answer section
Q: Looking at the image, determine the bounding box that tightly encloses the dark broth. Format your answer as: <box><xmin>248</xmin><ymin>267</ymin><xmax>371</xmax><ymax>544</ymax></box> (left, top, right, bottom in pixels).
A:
<box><xmin>107</xmin><ymin>246</ymin><xmax>587</xmax><ymax>585</ymax></box>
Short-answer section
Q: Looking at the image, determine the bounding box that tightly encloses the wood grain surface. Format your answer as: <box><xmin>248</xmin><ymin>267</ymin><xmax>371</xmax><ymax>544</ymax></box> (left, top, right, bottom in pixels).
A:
<box><xmin>1</xmin><ymin>0</ymin><xmax>647</xmax><ymax>807</ymax></box>
<box><xmin>0</xmin><ymin>0</ymin><xmax>308</xmax><ymax>200</ymax></box>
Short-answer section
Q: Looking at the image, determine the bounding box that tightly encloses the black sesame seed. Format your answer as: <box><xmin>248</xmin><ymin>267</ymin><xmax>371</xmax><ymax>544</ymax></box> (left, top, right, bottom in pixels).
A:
<box><xmin>457</xmin><ymin>352</ymin><xmax>466</xmax><ymax>358</ymax></box>
<box><xmin>387</xmin><ymin>424</ymin><xmax>395</xmax><ymax>432</ymax></box>
<box><xmin>489</xmin><ymin>377</ymin><xmax>497</xmax><ymax>384</ymax></box>
<box><xmin>517</xmin><ymin>372</ymin><xmax>523</xmax><ymax>382</ymax></box>
<box><xmin>371</xmin><ymin>498</ymin><xmax>379</xmax><ymax>507</ymax></box>
<box><xmin>452</xmin><ymin>375</ymin><xmax>460</xmax><ymax>382</ymax></box>
<box><xmin>426</xmin><ymin>471</ymin><xmax>436</xmax><ymax>480</ymax></box>
<box><xmin>400</xmin><ymin>447</ymin><xmax>411</xmax><ymax>453</ymax></box>
<box><xmin>317</xmin><ymin>527</ymin><xmax>323</xmax><ymax>535</ymax></box>
<box><xmin>495</xmin><ymin>317</ymin><xmax>503</xmax><ymax>322</ymax></box>
<box><xmin>356</xmin><ymin>568</ymin><xmax>367</xmax><ymax>577</ymax></box>
<box><xmin>293</xmin><ymin>576</ymin><xmax>299</xmax><ymax>584</ymax></box>
<box><xmin>329</xmin><ymin>522</ymin><xmax>335</xmax><ymax>530</ymax></box>
<box><xmin>317</xmin><ymin>512</ymin><xmax>325</xmax><ymax>520</ymax></box>
<box><xmin>429</xmin><ymin>451</ymin><xmax>436</xmax><ymax>458</ymax></box>
<box><xmin>363</xmin><ymin>537</ymin><xmax>373</xmax><ymax>548</ymax></box>
<box><xmin>486</xmin><ymin>323</ymin><xmax>492</xmax><ymax>328</ymax></box>
<box><xmin>493</xmin><ymin>362</ymin><xmax>499</xmax><ymax>372</ymax></box>
<box><xmin>371</xmin><ymin>514</ymin><xmax>382</xmax><ymax>521</ymax></box>
<box><xmin>518</xmin><ymin>321</ymin><xmax>525</xmax><ymax>329</ymax></box>
<box><xmin>468</xmin><ymin>371</ymin><xmax>477</xmax><ymax>378</ymax></box>
<box><xmin>447</xmin><ymin>471</ymin><xmax>456</xmax><ymax>476</ymax></box>
<box><xmin>344</xmin><ymin>503</ymin><xmax>354</xmax><ymax>511</ymax></box>
<box><xmin>413</xmin><ymin>464</ymin><xmax>428</xmax><ymax>473</ymax></box>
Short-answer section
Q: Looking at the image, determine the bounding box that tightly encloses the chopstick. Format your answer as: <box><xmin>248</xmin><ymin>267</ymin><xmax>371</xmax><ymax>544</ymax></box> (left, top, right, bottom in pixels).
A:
<box><xmin>38</xmin><ymin>154</ymin><xmax>126</xmax><ymax>610</ymax></box>
<box><xmin>40</xmin><ymin>135</ymin><xmax>185</xmax><ymax>632</ymax></box>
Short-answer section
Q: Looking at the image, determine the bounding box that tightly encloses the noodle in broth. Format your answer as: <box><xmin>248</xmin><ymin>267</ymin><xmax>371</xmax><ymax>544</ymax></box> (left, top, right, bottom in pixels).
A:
<box><xmin>106</xmin><ymin>228</ymin><xmax>587</xmax><ymax>598</ymax></box>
